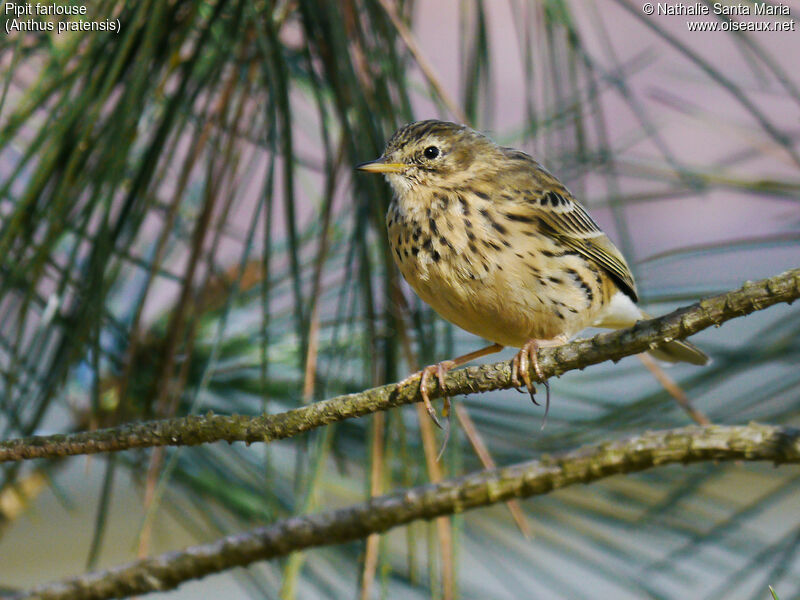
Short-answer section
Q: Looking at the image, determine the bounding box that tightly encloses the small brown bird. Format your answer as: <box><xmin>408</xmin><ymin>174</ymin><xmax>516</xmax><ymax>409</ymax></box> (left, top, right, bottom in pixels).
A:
<box><xmin>358</xmin><ymin>120</ymin><xmax>708</xmax><ymax>426</ymax></box>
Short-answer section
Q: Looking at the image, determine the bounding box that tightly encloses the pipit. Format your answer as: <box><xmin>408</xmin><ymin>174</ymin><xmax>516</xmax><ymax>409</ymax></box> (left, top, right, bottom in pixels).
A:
<box><xmin>358</xmin><ymin>120</ymin><xmax>708</xmax><ymax>427</ymax></box>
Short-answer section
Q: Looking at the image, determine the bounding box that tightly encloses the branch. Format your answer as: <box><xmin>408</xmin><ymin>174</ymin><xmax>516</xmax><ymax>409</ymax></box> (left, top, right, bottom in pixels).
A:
<box><xmin>12</xmin><ymin>424</ymin><xmax>800</xmax><ymax>600</ymax></box>
<box><xmin>1</xmin><ymin>267</ymin><xmax>798</xmax><ymax>464</ymax></box>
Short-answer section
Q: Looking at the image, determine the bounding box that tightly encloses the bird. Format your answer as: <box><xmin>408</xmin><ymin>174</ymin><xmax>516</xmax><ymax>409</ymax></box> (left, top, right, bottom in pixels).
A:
<box><xmin>357</xmin><ymin>119</ymin><xmax>708</xmax><ymax>427</ymax></box>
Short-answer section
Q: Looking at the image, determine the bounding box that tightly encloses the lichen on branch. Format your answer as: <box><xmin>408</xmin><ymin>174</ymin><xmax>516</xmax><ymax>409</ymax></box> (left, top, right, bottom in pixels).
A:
<box><xmin>0</xmin><ymin>267</ymin><xmax>798</xmax><ymax>464</ymax></box>
<box><xmin>12</xmin><ymin>423</ymin><xmax>800</xmax><ymax>600</ymax></box>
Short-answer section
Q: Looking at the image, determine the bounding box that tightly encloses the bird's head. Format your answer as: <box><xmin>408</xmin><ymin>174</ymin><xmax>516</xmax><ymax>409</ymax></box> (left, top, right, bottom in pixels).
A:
<box><xmin>357</xmin><ymin>120</ymin><xmax>500</xmax><ymax>195</ymax></box>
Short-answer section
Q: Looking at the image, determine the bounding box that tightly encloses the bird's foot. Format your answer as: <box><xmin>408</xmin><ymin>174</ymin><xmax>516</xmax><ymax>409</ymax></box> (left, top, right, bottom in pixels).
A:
<box><xmin>398</xmin><ymin>360</ymin><xmax>455</xmax><ymax>430</ymax></box>
<box><xmin>397</xmin><ymin>344</ymin><xmax>506</xmax><ymax>460</ymax></box>
<box><xmin>510</xmin><ymin>340</ymin><xmax>542</xmax><ymax>402</ymax></box>
<box><xmin>511</xmin><ymin>340</ymin><xmax>551</xmax><ymax>428</ymax></box>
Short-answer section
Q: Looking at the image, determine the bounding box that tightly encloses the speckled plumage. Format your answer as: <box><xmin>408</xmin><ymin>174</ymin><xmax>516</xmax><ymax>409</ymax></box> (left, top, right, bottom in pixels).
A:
<box><xmin>358</xmin><ymin>119</ymin><xmax>707</xmax><ymax>424</ymax></box>
<box><xmin>378</xmin><ymin>120</ymin><xmax>646</xmax><ymax>347</ymax></box>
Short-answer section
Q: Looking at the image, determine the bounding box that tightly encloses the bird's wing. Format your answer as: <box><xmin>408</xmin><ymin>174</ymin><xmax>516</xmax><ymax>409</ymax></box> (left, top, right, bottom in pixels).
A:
<box><xmin>499</xmin><ymin>148</ymin><xmax>638</xmax><ymax>301</ymax></box>
<box><xmin>536</xmin><ymin>194</ymin><xmax>638</xmax><ymax>301</ymax></box>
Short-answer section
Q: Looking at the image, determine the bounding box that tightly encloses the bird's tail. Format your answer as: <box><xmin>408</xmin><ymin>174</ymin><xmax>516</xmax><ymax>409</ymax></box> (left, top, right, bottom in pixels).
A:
<box><xmin>647</xmin><ymin>339</ymin><xmax>709</xmax><ymax>365</ymax></box>
<box><xmin>595</xmin><ymin>295</ymin><xmax>710</xmax><ymax>366</ymax></box>
<box><xmin>639</xmin><ymin>310</ymin><xmax>709</xmax><ymax>366</ymax></box>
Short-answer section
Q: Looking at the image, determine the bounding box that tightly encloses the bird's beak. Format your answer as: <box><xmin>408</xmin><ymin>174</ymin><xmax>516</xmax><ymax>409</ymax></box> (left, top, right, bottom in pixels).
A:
<box><xmin>356</xmin><ymin>157</ymin><xmax>407</xmax><ymax>174</ymax></box>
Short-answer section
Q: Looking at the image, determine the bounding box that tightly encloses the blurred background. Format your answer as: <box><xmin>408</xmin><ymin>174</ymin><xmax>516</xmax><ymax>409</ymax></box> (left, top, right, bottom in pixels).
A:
<box><xmin>1</xmin><ymin>1</ymin><xmax>799</xmax><ymax>598</ymax></box>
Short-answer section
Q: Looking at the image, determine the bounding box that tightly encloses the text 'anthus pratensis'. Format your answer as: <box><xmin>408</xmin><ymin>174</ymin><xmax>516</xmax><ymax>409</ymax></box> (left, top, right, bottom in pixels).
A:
<box><xmin>358</xmin><ymin>120</ymin><xmax>708</xmax><ymax>428</ymax></box>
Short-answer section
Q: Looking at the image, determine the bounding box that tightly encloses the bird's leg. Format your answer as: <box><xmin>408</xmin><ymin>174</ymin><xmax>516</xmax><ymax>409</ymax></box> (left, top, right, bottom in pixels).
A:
<box><xmin>400</xmin><ymin>343</ymin><xmax>504</xmax><ymax>430</ymax></box>
<box><xmin>510</xmin><ymin>336</ymin><xmax>567</xmax><ymax>426</ymax></box>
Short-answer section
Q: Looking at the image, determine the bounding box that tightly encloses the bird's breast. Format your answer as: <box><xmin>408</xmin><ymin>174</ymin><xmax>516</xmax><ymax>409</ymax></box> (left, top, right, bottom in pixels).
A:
<box><xmin>386</xmin><ymin>194</ymin><xmax>614</xmax><ymax>347</ymax></box>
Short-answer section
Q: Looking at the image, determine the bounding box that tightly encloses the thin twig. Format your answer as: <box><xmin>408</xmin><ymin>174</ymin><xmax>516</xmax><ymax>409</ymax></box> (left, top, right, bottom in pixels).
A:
<box><xmin>13</xmin><ymin>424</ymin><xmax>800</xmax><ymax>600</ymax></box>
<box><xmin>359</xmin><ymin>413</ymin><xmax>385</xmax><ymax>600</ymax></box>
<box><xmin>1</xmin><ymin>267</ymin><xmax>798</xmax><ymax>464</ymax></box>
<box><xmin>393</xmin><ymin>287</ymin><xmax>455</xmax><ymax>600</ymax></box>
<box><xmin>638</xmin><ymin>353</ymin><xmax>711</xmax><ymax>426</ymax></box>
<box><xmin>302</xmin><ymin>139</ymin><xmax>344</xmax><ymax>401</ymax></box>
<box><xmin>454</xmin><ymin>403</ymin><xmax>532</xmax><ymax>539</ymax></box>
<box><xmin>377</xmin><ymin>0</ymin><xmax>468</xmax><ymax>124</ymax></box>
<box><xmin>416</xmin><ymin>403</ymin><xmax>454</xmax><ymax>600</ymax></box>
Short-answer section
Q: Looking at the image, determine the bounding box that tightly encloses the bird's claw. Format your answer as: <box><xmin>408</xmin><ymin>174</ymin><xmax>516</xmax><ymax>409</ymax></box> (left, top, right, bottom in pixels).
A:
<box><xmin>407</xmin><ymin>360</ymin><xmax>455</xmax><ymax>431</ymax></box>
<box><xmin>417</xmin><ymin>366</ymin><xmax>443</xmax><ymax>429</ymax></box>
<box><xmin>416</xmin><ymin>361</ymin><xmax>454</xmax><ymax>459</ymax></box>
<box><xmin>511</xmin><ymin>342</ymin><xmax>538</xmax><ymax>404</ymax></box>
<box><xmin>511</xmin><ymin>340</ymin><xmax>551</xmax><ymax>428</ymax></box>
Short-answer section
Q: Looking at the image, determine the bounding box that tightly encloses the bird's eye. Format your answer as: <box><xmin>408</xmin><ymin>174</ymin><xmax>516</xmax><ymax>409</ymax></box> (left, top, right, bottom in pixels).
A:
<box><xmin>423</xmin><ymin>146</ymin><xmax>440</xmax><ymax>160</ymax></box>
